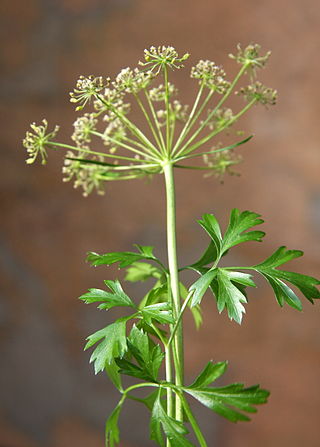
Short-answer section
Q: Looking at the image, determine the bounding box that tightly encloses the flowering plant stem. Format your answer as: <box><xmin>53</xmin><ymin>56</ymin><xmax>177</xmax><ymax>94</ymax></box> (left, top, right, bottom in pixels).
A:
<box><xmin>163</xmin><ymin>161</ymin><xmax>184</xmax><ymax>422</ymax></box>
<box><xmin>23</xmin><ymin>44</ymin><xmax>319</xmax><ymax>446</ymax></box>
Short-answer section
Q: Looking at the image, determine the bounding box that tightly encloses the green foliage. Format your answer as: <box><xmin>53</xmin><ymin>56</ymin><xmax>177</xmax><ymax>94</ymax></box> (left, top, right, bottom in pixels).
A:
<box><xmin>125</xmin><ymin>262</ymin><xmax>161</xmax><ymax>282</ymax></box>
<box><xmin>140</xmin><ymin>302</ymin><xmax>174</xmax><ymax>325</ymax></box>
<box><xmin>253</xmin><ymin>246</ymin><xmax>320</xmax><ymax>310</ymax></box>
<box><xmin>185</xmin><ymin>384</ymin><xmax>269</xmax><ymax>423</ymax></box>
<box><xmin>79</xmin><ymin>279</ymin><xmax>136</xmax><ymax>310</ymax></box>
<box><xmin>105</xmin><ymin>402</ymin><xmax>123</xmax><ymax>447</ymax></box>
<box><xmin>116</xmin><ymin>325</ymin><xmax>164</xmax><ymax>382</ymax></box>
<box><xmin>185</xmin><ymin>360</ymin><xmax>269</xmax><ymax>422</ymax></box>
<box><xmin>150</xmin><ymin>392</ymin><xmax>194</xmax><ymax>447</ymax></box>
<box><xmin>187</xmin><ymin>209</ymin><xmax>319</xmax><ymax>324</ymax></box>
<box><xmin>85</xmin><ymin>318</ymin><xmax>129</xmax><ymax>374</ymax></box>
<box><xmin>197</xmin><ymin>209</ymin><xmax>265</xmax><ymax>262</ymax></box>
<box><xmin>87</xmin><ymin>245</ymin><xmax>163</xmax><ymax>269</ymax></box>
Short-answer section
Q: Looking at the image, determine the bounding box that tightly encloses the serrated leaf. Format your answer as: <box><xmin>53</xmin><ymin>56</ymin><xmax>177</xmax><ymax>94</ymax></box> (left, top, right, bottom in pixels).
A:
<box><xmin>253</xmin><ymin>246</ymin><xmax>320</xmax><ymax>309</ymax></box>
<box><xmin>85</xmin><ymin>319</ymin><xmax>128</xmax><ymax>374</ymax></box>
<box><xmin>254</xmin><ymin>246</ymin><xmax>303</xmax><ymax>269</ymax></box>
<box><xmin>140</xmin><ymin>302</ymin><xmax>174</xmax><ymax>325</ymax></box>
<box><xmin>184</xmin><ymin>382</ymin><xmax>269</xmax><ymax>423</ymax></box>
<box><xmin>79</xmin><ymin>279</ymin><xmax>135</xmax><ymax>310</ymax></box>
<box><xmin>189</xmin><ymin>361</ymin><xmax>227</xmax><ymax>389</ymax></box>
<box><xmin>117</xmin><ymin>326</ymin><xmax>164</xmax><ymax>381</ymax></box>
<box><xmin>105</xmin><ymin>402</ymin><xmax>122</xmax><ymax>447</ymax></box>
<box><xmin>87</xmin><ymin>245</ymin><xmax>159</xmax><ymax>268</ymax></box>
<box><xmin>150</xmin><ymin>393</ymin><xmax>194</xmax><ymax>447</ymax></box>
<box><xmin>221</xmin><ymin>209</ymin><xmax>265</xmax><ymax>254</ymax></box>
<box><xmin>216</xmin><ymin>269</ymin><xmax>248</xmax><ymax>324</ymax></box>
<box><xmin>125</xmin><ymin>262</ymin><xmax>161</xmax><ymax>282</ymax></box>
<box><xmin>189</xmin><ymin>269</ymin><xmax>218</xmax><ymax>307</ymax></box>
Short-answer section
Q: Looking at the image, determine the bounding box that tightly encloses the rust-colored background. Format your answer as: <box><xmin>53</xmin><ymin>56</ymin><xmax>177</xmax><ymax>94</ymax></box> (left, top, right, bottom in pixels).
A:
<box><xmin>1</xmin><ymin>1</ymin><xmax>320</xmax><ymax>446</ymax></box>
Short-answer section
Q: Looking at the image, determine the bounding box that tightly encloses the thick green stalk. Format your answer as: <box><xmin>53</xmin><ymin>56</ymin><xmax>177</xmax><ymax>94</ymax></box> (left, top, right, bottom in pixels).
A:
<box><xmin>163</xmin><ymin>161</ymin><xmax>184</xmax><ymax>421</ymax></box>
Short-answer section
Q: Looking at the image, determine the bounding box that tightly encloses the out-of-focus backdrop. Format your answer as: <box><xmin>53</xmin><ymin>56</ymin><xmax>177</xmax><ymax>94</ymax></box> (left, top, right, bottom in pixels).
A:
<box><xmin>1</xmin><ymin>1</ymin><xmax>320</xmax><ymax>446</ymax></box>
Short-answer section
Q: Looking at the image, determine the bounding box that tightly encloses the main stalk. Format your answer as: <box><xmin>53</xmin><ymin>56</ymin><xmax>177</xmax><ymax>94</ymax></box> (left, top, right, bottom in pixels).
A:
<box><xmin>163</xmin><ymin>161</ymin><xmax>184</xmax><ymax>421</ymax></box>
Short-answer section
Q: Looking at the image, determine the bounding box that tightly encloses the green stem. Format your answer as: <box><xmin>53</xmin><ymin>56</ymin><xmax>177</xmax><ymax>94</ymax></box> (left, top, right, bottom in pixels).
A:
<box><xmin>144</xmin><ymin>89</ymin><xmax>166</xmax><ymax>155</ymax></box>
<box><xmin>47</xmin><ymin>141</ymin><xmax>142</xmax><ymax>163</ymax></box>
<box><xmin>95</xmin><ymin>94</ymin><xmax>159</xmax><ymax>157</ymax></box>
<box><xmin>168</xmin><ymin>292</ymin><xmax>193</xmax><ymax>347</ymax></box>
<box><xmin>163</xmin><ymin>66</ymin><xmax>171</xmax><ymax>154</ymax></box>
<box><xmin>165</xmin><ymin>344</ymin><xmax>174</xmax><ymax>442</ymax></box>
<box><xmin>173</xmin><ymin>87</ymin><xmax>214</xmax><ymax>157</ymax></box>
<box><xmin>90</xmin><ymin>130</ymin><xmax>159</xmax><ymax>161</ymax></box>
<box><xmin>134</xmin><ymin>92</ymin><xmax>163</xmax><ymax>152</ymax></box>
<box><xmin>173</xmin><ymin>135</ymin><xmax>252</xmax><ymax>163</ymax></box>
<box><xmin>178</xmin><ymin>392</ymin><xmax>208</xmax><ymax>447</ymax></box>
<box><xmin>163</xmin><ymin>161</ymin><xmax>184</xmax><ymax>421</ymax></box>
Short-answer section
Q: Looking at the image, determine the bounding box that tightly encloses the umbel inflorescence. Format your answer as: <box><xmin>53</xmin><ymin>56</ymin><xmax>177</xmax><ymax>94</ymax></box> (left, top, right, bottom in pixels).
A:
<box><xmin>23</xmin><ymin>43</ymin><xmax>276</xmax><ymax>196</ymax></box>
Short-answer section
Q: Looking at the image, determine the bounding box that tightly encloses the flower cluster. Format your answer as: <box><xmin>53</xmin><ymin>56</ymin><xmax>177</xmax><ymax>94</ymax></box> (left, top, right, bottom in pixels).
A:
<box><xmin>70</xmin><ymin>76</ymin><xmax>108</xmax><ymax>111</ymax></box>
<box><xmin>94</xmin><ymin>88</ymin><xmax>130</xmax><ymax>120</ymax></box>
<box><xmin>113</xmin><ymin>67</ymin><xmax>154</xmax><ymax>94</ymax></box>
<box><xmin>149</xmin><ymin>83</ymin><xmax>178</xmax><ymax>101</ymax></box>
<box><xmin>203</xmin><ymin>148</ymin><xmax>242</xmax><ymax>181</ymax></box>
<box><xmin>229</xmin><ymin>44</ymin><xmax>271</xmax><ymax>78</ymax></box>
<box><xmin>23</xmin><ymin>119</ymin><xmax>59</xmax><ymax>165</ymax></box>
<box><xmin>62</xmin><ymin>151</ymin><xmax>108</xmax><ymax>197</ymax></box>
<box><xmin>103</xmin><ymin>119</ymin><xmax>127</xmax><ymax>152</ymax></box>
<box><xmin>205</xmin><ymin>108</ymin><xmax>234</xmax><ymax>132</ymax></box>
<box><xmin>139</xmin><ymin>45</ymin><xmax>189</xmax><ymax>73</ymax></box>
<box><xmin>23</xmin><ymin>43</ymin><xmax>276</xmax><ymax>197</ymax></box>
<box><xmin>191</xmin><ymin>60</ymin><xmax>230</xmax><ymax>93</ymax></box>
<box><xmin>156</xmin><ymin>101</ymin><xmax>188</xmax><ymax>126</ymax></box>
<box><xmin>238</xmin><ymin>82</ymin><xmax>277</xmax><ymax>106</ymax></box>
<box><xmin>72</xmin><ymin>114</ymin><xmax>97</xmax><ymax>147</ymax></box>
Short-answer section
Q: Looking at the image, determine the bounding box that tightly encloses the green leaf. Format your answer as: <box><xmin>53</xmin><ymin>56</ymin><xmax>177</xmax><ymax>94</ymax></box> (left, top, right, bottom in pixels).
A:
<box><xmin>221</xmin><ymin>209</ymin><xmax>265</xmax><ymax>254</ymax></box>
<box><xmin>140</xmin><ymin>302</ymin><xmax>174</xmax><ymax>325</ymax></box>
<box><xmin>125</xmin><ymin>262</ymin><xmax>161</xmax><ymax>282</ymax></box>
<box><xmin>197</xmin><ymin>214</ymin><xmax>222</xmax><ymax>257</ymax></box>
<box><xmin>105</xmin><ymin>402</ymin><xmax>123</xmax><ymax>447</ymax></box>
<box><xmin>87</xmin><ymin>245</ymin><xmax>160</xmax><ymax>268</ymax></box>
<box><xmin>140</xmin><ymin>283</ymin><xmax>168</xmax><ymax>309</ymax></box>
<box><xmin>215</xmin><ymin>269</ymin><xmax>250</xmax><ymax>324</ymax></box>
<box><xmin>189</xmin><ymin>240</ymin><xmax>219</xmax><ymax>269</ymax></box>
<box><xmin>128</xmin><ymin>389</ymin><xmax>163</xmax><ymax>412</ymax></box>
<box><xmin>189</xmin><ymin>269</ymin><xmax>218</xmax><ymax>306</ymax></box>
<box><xmin>117</xmin><ymin>326</ymin><xmax>164</xmax><ymax>382</ymax></box>
<box><xmin>189</xmin><ymin>361</ymin><xmax>227</xmax><ymax>389</ymax></box>
<box><xmin>105</xmin><ymin>358</ymin><xmax>122</xmax><ymax>392</ymax></box>
<box><xmin>79</xmin><ymin>279</ymin><xmax>135</xmax><ymax>310</ymax></box>
<box><xmin>253</xmin><ymin>246</ymin><xmax>320</xmax><ymax>310</ymax></box>
<box><xmin>184</xmin><ymin>382</ymin><xmax>269</xmax><ymax>423</ymax></box>
<box><xmin>254</xmin><ymin>246</ymin><xmax>303</xmax><ymax>269</ymax></box>
<box><xmin>150</xmin><ymin>392</ymin><xmax>194</xmax><ymax>447</ymax></box>
<box><xmin>85</xmin><ymin>318</ymin><xmax>128</xmax><ymax>374</ymax></box>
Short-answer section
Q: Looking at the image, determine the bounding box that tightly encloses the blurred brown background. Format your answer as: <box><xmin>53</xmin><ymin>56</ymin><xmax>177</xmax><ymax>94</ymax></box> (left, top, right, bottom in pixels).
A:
<box><xmin>1</xmin><ymin>0</ymin><xmax>320</xmax><ymax>446</ymax></box>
